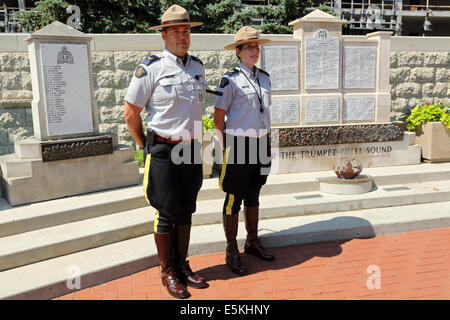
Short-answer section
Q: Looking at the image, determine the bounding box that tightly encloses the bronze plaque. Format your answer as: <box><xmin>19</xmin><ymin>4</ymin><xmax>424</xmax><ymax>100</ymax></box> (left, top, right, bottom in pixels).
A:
<box><xmin>276</xmin><ymin>123</ymin><xmax>405</xmax><ymax>147</ymax></box>
<box><xmin>41</xmin><ymin>136</ymin><xmax>113</xmax><ymax>162</ymax></box>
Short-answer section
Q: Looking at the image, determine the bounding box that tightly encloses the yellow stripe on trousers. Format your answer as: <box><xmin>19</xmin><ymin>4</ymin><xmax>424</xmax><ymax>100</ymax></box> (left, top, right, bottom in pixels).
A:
<box><xmin>143</xmin><ymin>153</ymin><xmax>161</xmax><ymax>232</ymax></box>
<box><xmin>143</xmin><ymin>154</ymin><xmax>152</xmax><ymax>206</ymax></box>
<box><xmin>154</xmin><ymin>210</ymin><xmax>160</xmax><ymax>233</ymax></box>
<box><xmin>225</xmin><ymin>194</ymin><xmax>234</xmax><ymax>215</ymax></box>
<box><xmin>219</xmin><ymin>146</ymin><xmax>231</xmax><ymax>191</ymax></box>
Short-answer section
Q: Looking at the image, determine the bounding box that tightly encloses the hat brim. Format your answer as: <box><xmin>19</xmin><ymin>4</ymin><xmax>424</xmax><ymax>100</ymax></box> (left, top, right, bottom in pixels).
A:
<box><xmin>150</xmin><ymin>22</ymin><xmax>203</xmax><ymax>30</ymax></box>
<box><xmin>224</xmin><ymin>38</ymin><xmax>271</xmax><ymax>50</ymax></box>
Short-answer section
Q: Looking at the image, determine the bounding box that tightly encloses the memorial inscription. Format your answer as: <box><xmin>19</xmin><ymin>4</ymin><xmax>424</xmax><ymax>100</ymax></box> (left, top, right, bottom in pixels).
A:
<box><xmin>40</xmin><ymin>43</ymin><xmax>93</xmax><ymax>137</ymax></box>
<box><xmin>262</xmin><ymin>46</ymin><xmax>299</xmax><ymax>91</ymax></box>
<box><xmin>304</xmin><ymin>97</ymin><xmax>340</xmax><ymax>123</ymax></box>
<box><xmin>343</xmin><ymin>46</ymin><xmax>376</xmax><ymax>89</ymax></box>
<box><xmin>305</xmin><ymin>29</ymin><xmax>340</xmax><ymax>90</ymax></box>
<box><xmin>343</xmin><ymin>96</ymin><xmax>375</xmax><ymax>121</ymax></box>
<box><xmin>270</xmin><ymin>98</ymin><xmax>299</xmax><ymax>124</ymax></box>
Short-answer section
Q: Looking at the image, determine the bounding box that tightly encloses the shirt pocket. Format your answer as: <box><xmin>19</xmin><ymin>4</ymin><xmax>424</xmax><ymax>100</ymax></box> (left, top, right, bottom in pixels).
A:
<box><xmin>237</xmin><ymin>86</ymin><xmax>259</xmax><ymax>110</ymax></box>
<box><xmin>152</xmin><ymin>76</ymin><xmax>181</xmax><ymax>105</ymax></box>
<box><xmin>262</xmin><ymin>88</ymin><xmax>271</xmax><ymax>109</ymax></box>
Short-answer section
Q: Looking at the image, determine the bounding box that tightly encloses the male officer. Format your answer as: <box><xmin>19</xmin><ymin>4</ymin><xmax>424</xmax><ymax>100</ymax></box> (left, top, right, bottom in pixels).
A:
<box><xmin>123</xmin><ymin>4</ymin><xmax>208</xmax><ymax>299</ymax></box>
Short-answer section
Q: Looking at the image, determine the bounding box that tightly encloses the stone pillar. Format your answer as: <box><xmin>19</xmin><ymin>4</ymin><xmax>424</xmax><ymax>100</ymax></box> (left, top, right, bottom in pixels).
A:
<box><xmin>25</xmin><ymin>21</ymin><xmax>99</xmax><ymax>141</ymax></box>
<box><xmin>367</xmin><ymin>31</ymin><xmax>393</xmax><ymax>122</ymax></box>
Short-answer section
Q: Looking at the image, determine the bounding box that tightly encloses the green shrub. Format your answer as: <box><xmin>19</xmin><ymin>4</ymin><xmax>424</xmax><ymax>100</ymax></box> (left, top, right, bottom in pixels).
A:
<box><xmin>405</xmin><ymin>102</ymin><xmax>450</xmax><ymax>131</ymax></box>
<box><xmin>134</xmin><ymin>149</ymin><xmax>144</xmax><ymax>168</ymax></box>
<box><xmin>202</xmin><ymin>116</ymin><xmax>215</xmax><ymax>132</ymax></box>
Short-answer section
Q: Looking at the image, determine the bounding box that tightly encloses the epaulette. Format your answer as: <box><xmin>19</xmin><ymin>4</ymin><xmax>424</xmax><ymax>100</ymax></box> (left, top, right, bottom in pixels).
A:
<box><xmin>257</xmin><ymin>68</ymin><xmax>270</xmax><ymax>77</ymax></box>
<box><xmin>224</xmin><ymin>68</ymin><xmax>239</xmax><ymax>76</ymax></box>
<box><xmin>191</xmin><ymin>55</ymin><xmax>203</xmax><ymax>65</ymax></box>
<box><xmin>141</xmin><ymin>55</ymin><xmax>161</xmax><ymax>66</ymax></box>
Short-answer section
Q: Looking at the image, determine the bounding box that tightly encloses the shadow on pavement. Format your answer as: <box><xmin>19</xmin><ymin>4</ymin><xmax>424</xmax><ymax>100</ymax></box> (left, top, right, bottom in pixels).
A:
<box><xmin>197</xmin><ymin>216</ymin><xmax>375</xmax><ymax>281</ymax></box>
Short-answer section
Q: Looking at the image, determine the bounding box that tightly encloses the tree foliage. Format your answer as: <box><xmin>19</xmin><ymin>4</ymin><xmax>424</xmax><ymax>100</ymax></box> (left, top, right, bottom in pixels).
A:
<box><xmin>13</xmin><ymin>0</ymin><xmax>327</xmax><ymax>34</ymax></box>
<box><xmin>13</xmin><ymin>0</ymin><xmax>160</xmax><ymax>33</ymax></box>
<box><xmin>256</xmin><ymin>0</ymin><xmax>324</xmax><ymax>34</ymax></box>
<box><xmin>12</xmin><ymin>0</ymin><xmax>70</xmax><ymax>32</ymax></box>
<box><xmin>159</xmin><ymin>0</ymin><xmax>257</xmax><ymax>33</ymax></box>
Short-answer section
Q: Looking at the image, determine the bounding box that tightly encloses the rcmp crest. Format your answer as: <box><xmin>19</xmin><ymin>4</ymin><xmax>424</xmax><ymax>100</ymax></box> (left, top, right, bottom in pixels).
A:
<box><xmin>135</xmin><ymin>66</ymin><xmax>147</xmax><ymax>78</ymax></box>
<box><xmin>57</xmin><ymin>45</ymin><xmax>74</xmax><ymax>65</ymax></box>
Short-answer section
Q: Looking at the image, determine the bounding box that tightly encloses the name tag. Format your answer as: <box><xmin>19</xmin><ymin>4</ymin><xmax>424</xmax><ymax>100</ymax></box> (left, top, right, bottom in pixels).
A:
<box><xmin>197</xmin><ymin>88</ymin><xmax>205</xmax><ymax>103</ymax></box>
<box><xmin>260</xmin><ymin>117</ymin><xmax>267</xmax><ymax>129</ymax></box>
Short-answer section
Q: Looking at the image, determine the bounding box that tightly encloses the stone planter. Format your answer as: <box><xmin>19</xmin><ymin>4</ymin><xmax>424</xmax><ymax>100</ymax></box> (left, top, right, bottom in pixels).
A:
<box><xmin>415</xmin><ymin>122</ymin><xmax>450</xmax><ymax>162</ymax></box>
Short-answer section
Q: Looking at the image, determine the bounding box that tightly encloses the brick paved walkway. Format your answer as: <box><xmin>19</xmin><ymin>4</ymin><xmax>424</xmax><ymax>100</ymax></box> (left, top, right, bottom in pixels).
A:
<box><xmin>55</xmin><ymin>228</ymin><xmax>450</xmax><ymax>300</ymax></box>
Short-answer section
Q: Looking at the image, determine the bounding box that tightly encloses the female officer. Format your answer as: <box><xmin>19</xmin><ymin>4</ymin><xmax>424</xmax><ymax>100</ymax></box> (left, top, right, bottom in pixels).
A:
<box><xmin>214</xmin><ymin>26</ymin><xmax>275</xmax><ymax>276</ymax></box>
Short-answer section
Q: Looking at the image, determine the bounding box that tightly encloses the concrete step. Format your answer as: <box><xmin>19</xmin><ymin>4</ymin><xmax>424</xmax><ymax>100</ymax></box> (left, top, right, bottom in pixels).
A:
<box><xmin>2</xmin><ymin>179</ymin><xmax>449</xmax><ymax>272</ymax></box>
<box><xmin>1</xmin><ymin>200</ymin><xmax>449</xmax><ymax>300</ymax></box>
<box><xmin>0</xmin><ymin>209</ymin><xmax>153</xmax><ymax>272</ymax></box>
<box><xmin>1</xmin><ymin>162</ymin><xmax>450</xmax><ymax>238</ymax></box>
<box><xmin>192</xmin><ymin>180</ymin><xmax>450</xmax><ymax>225</ymax></box>
<box><xmin>0</xmin><ymin>186</ymin><xmax>148</xmax><ymax>238</ymax></box>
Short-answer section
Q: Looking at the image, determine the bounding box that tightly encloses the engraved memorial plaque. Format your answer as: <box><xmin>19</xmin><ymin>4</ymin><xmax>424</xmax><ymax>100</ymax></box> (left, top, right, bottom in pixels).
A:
<box><xmin>343</xmin><ymin>96</ymin><xmax>375</xmax><ymax>121</ymax></box>
<box><xmin>39</xmin><ymin>43</ymin><xmax>93</xmax><ymax>136</ymax></box>
<box><xmin>343</xmin><ymin>46</ymin><xmax>376</xmax><ymax>89</ymax></box>
<box><xmin>305</xmin><ymin>29</ymin><xmax>340</xmax><ymax>90</ymax></box>
<box><xmin>304</xmin><ymin>97</ymin><xmax>340</xmax><ymax>123</ymax></box>
<box><xmin>270</xmin><ymin>98</ymin><xmax>299</xmax><ymax>124</ymax></box>
<box><xmin>262</xmin><ymin>46</ymin><xmax>299</xmax><ymax>91</ymax></box>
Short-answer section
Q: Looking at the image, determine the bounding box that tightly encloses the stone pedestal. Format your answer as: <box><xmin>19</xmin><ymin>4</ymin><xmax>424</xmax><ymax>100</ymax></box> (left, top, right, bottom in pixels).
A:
<box><xmin>318</xmin><ymin>175</ymin><xmax>373</xmax><ymax>195</ymax></box>
<box><xmin>0</xmin><ymin>134</ymin><xmax>139</xmax><ymax>206</ymax></box>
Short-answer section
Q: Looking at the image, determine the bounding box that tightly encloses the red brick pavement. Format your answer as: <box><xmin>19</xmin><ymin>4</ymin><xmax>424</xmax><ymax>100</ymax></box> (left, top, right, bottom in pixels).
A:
<box><xmin>55</xmin><ymin>228</ymin><xmax>450</xmax><ymax>300</ymax></box>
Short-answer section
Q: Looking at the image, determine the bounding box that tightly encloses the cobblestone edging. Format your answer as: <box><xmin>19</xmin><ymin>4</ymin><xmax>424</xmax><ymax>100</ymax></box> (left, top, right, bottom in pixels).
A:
<box><xmin>1</xmin><ymin>47</ymin><xmax>449</xmax><ymax>155</ymax></box>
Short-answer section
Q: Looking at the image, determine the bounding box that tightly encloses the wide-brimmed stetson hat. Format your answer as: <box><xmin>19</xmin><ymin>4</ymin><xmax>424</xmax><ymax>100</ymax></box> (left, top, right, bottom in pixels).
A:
<box><xmin>224</xmin><ymin>26</ymin><xmax>271</xmax><ymax>50</ymax></box>
<box><xmin>150</xmin><ymin>4</ymin><xmax>202</xmax><ymax>30</ymax></box>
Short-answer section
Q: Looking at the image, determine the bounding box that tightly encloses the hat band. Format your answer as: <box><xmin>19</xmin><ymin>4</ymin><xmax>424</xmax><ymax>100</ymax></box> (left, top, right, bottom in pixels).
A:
<box><xmin>236</xmin><ymin>37</ymin><xmax>259</xmax><ymax>43</ymax></box>
<box><xmin>162</xmin><ymin>19</ymin><xmax>190</xmax><ymax>25</ymax></box>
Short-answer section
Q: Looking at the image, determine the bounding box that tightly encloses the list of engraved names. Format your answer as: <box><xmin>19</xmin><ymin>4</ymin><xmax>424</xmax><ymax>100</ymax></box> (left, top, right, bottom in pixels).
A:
<box><xmin>43</xmin><ymin>65</ymin><xmax>66</xmax><ymax>125</ymax></box>
<box><xmin>39</xmin><ymin>43</ymin><xmax>93</xmax><ymax>137</ymax></box>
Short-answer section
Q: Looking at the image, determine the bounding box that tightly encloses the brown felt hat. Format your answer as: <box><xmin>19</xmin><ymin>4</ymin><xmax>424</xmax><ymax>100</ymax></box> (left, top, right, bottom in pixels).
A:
<box><xmin>224</xmin><ymin>26</ymin><xmax>271</xmax><ymax>50</ymax></box>
<box><xmin>150</xmin><ymin>4</ymin><xmax>202</xmax><ymax>30</ymax></box>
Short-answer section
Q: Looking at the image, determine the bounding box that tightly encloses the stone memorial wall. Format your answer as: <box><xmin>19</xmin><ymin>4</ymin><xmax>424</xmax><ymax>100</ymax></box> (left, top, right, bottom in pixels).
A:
<box><xmin>0</xmin><ymin>29</ymin><xmax>449</xmax><ymax>156</ymax></box>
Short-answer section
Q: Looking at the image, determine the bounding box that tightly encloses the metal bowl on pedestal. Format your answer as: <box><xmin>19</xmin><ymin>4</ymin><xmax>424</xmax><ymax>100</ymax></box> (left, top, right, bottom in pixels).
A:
<box><xmin>319</xmin><ymin>158</ymin><xmax>373</xmax><ymax>195</ymax></box>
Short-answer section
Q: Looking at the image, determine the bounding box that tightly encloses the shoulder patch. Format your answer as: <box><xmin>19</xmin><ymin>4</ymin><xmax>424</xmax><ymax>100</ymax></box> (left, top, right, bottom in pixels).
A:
<box><xmin>258</xmin><ymin>68</ymin><xmax>270</xmax><ymax>77</ymax></box>
<box><xmin>141</xmin><ymin>55</ymin><xmax>160</xmax><ymax>66</ymax></box>
<box><xmin>224</xmin><ymin>68</ymin><xmax>239</xmax><ymax>76</ymax></box>
<box><xmin>135</xmin><ymin>66</ymin><xmax>147</xmax><ymax>78</ymax></box>
<box><xmin>219</xmin><ymin>77</ymin><xmax>230</xmax><ymax>88</ymax></box>
<box><xmin>191</xmin><ymin>55</ymin><xmax>203</xmax><ymax>65</ymax></box>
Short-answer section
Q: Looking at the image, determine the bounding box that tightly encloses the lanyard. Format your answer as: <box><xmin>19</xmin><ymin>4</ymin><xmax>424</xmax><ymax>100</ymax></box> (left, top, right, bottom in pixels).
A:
<box><xmin>239</xmin><ymin>67</ymin><xmax>264</xmax><ymax>113</ymax></box>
